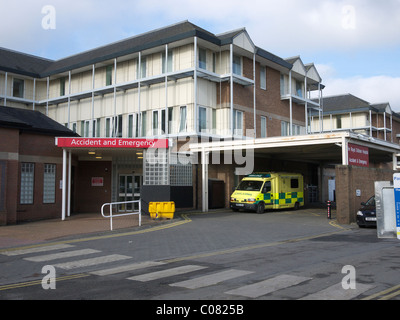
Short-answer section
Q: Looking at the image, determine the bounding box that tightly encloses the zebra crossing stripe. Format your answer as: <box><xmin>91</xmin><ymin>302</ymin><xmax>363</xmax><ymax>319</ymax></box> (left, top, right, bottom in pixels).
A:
<box><xmin>1</xmin><ymin>244</ymin><xmax>75</xmax><ymax>256</ymax></box>
<box><xmin>127</xmin><ymin>265</ymin><xmax>207</xmax><ymax>282</ymax></box>
<box><xmin>225</xmin><ymin>274</ymin><xmax>312</xmax><ymax>298</ymax></box>
<box><xmin>53</xmin><ymin>254</ymin><xmax>131</xmax><ymax>270</ymax></box>
<box><xmin>90</xmin><ymin>261</ymin><xmax>166</xmax><ymax>276</ymax></box>
<box><xmin>300</xmin><ymin>282</ymin><xmax>374</xmax><ymax>300</ymax></box>
<box><xmin>24</xmin><ymin>249</ymin><xmax>100</xmax><ymax>262</ymax></box>
<box><xmin>170</xmin><ymin>269</ymin><xmax>254</xmax><ymax>289</ymax></box>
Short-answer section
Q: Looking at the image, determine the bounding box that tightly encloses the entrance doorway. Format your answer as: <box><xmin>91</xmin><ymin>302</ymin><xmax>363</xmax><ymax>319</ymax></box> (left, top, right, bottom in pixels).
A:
<box><xmin>118</xmin><ymin>174</ymin><xmax>142</xmax><ymax>212</ymax></box>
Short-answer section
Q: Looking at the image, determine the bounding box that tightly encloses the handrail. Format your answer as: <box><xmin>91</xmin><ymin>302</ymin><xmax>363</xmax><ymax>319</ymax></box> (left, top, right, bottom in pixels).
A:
<box><xmin>101</xmin><ymin>200</ymin><xmax>141</xmax><ymax>231</ymax></box>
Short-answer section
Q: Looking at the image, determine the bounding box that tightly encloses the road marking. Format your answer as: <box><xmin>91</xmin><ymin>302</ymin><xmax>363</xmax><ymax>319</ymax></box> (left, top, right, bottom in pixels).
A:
<box><xmin>90</xmin><ymin>261</ymin><xmax>166</xmax><ymax>276</ymax></box>
<box><xmin>127</xmin><ymin>265</ymin><xmax>207</xmax><ymax>282</ymax></box>
<box><xmin>363</xmin><ymin>284</ymin><xmax>400</xmax><ymax>300</ymax></box>
<box><xmin>1</xmin><ymin>244</ymin><xmax>75</xmax><ymax>256</ymax></box>
<box><xmin>170</xmin><ymin>269</ymin><xmax>254</xmax><ymax>289</ymax></box>
<box><xmin>300</xmin><ymin>282</ymin><xmax>374</xmax><ymax>300</ymax></box>
<box><xmin>24</xmin><ymin>249</ymin><xmax>100</xmax><ymax>262</ymax></box>
<box><xmin>53</xmin><ymin>254</ymin><xmax>131</xmax><ymax>270</ymax></box>
<box><xmin>0</xmin><ymin>274</ymin><xmax>89</xmax><ymax>291</ymax></box>
<box><xmin>225</xmin><ymin>274</ymin><xmax>312</xmax><ymax>298</ymax></box>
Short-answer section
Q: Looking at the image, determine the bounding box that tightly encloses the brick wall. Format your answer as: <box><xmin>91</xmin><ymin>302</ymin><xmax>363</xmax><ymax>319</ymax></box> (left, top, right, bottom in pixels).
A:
<box><xmin>216</xmin><ymin>57</ymin><xmax>306</xmax><ymax>138</ymax></box>
<box><xmin>335</xmin><ymin>165</ymin><xmax>395</xmax><ymax>224</ymax></box>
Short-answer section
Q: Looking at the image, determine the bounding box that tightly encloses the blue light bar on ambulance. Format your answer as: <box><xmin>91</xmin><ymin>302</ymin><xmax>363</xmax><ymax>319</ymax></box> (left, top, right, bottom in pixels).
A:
<box><xmin>246</xmin><ymin>173</ymin><xmax>271</xmax><ymax>178</ymax></box>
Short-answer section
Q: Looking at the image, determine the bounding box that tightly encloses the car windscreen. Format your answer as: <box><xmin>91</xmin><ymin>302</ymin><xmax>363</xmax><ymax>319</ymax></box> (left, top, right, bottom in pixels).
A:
<box><xmin>236</xmin><ymin>180</ymin><xmax>264</xmax><ymax>192</ymax></box>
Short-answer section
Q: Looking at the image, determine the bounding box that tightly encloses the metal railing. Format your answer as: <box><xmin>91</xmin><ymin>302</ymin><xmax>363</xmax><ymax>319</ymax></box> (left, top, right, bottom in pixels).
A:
<box><xmin>101</xmin><ymin>200</ymin><xmax>141</xmax><ymax>231</ymax></box>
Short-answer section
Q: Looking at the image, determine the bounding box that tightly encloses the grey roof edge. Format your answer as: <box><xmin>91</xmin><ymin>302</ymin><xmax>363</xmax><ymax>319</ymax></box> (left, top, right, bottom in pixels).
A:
<box><xmin>256</xmin><ymin>47</ymin><xmax>292</xmax><ymax>69</ymax></box>
<box><xmin>0</xmin><ymin>106</ymin><xmax>78</xmax><ymax>136</ymax></box>
<box><xmin>2</xmin><ymin>20</ymin><xmax>300</xmax><ymax>78</ymax></box>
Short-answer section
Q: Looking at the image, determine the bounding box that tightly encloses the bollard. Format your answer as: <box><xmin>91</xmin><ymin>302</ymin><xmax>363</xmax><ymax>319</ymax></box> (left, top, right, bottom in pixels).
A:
<box><xmin>327</xmin><ymin>200</ymin><xmax>332</xmax><ymax>220</ymax></box>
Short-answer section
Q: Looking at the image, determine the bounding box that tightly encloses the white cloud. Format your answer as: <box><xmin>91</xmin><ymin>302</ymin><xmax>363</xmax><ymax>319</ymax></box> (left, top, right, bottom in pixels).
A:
<box><xmin>316</xmin><ymin>64</ymin><xmax>400</xmax><ymax>111</ymax></box>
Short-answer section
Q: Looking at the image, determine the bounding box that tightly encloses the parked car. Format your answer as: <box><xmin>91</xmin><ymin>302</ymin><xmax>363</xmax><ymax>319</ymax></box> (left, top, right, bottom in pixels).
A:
<box><xmin>356</xmin><ymin>196</ymin><xmax>376</xmax><ymax>228</ymax></box>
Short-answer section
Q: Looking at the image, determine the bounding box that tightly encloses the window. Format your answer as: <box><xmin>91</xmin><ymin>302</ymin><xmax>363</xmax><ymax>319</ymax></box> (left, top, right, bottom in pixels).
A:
<box><xmin>162</xmin><ymin>50</ymin><xmax>173</xmax><ymax>73</ymax></box>
<box><xmin>281</xmin><ymin>121</ymin><xmax>305</xmax><ymax>136</ymax></box>
<box><xmin>43</xmin><ymin>164</ymin><xmax>56</xmax><ymax>204</ymax></box>
<box><xmin>60</xmin><ymin>77</ymin><xmax>66</xmax><ymax>96</ymax></box>
<box><xmin>71</xmin><ymin>122</ymin><xmax>77</xmax><ymax>133</ymax></box>
<box><xmin>168</xmin><ymin>107</ymin><xmax>173</xmax><ymax>134</ymax></box>
<box><xmin>152</xmin><ymin>110</ymin><xmax>159</xmax><ymax>136</ymax></box>
<box><xmin>179</xmin><ymin>106</ymin><xmax>187</xmax><ymax>133</ymax></box>
<box><xmin>281</xmin><ymin>121</ymin><xmax>289</xmax><ymax>136</ymax></box>
<box><xmin>260</xmin><ymin>66</ymin><xmax>267</xmax><ymax>90</ymax></box>
<box><xmin>144</xmin><ymin>149</ymin><xmax>169</xmax><ymax>186</ymax></box>
<box><xmin>161</xmin><ymin>109</ymin><xmax>166</xmax><ymax>134</ymax></box>
<box><xmin>337</xmin><ymin>116</ymin><xmax>342</xmax><ymax>129</ymax></box>
<box><xmin>106</xmin><ymin>65</ymin><xmax>113</xmax><ymax>86</ymax></box>
<box><xmin>232</xmin><ymin>55</ymin><xmax>242</xmax><ymax>76</ymax></box>
<box><xmin>199</xmin><ymin>107</ymin><xmax>207</xmax><ymax>132</ymax></box>
<box><xmin>105</xmin><ymin>116</ymin><xmax>122</xmax><ymax>137</ymax></box>
<box><xmin>82</xmin><ymin>119</ymin><xmax>98</xmax><ymax>138</ymax></box>
<box><xmin>291</xmin><ymin>178</ymin><xmax>299</xmax><ymax>189</ymax></box>
<box><xmin>141</xmin><ymin>111</ymin><xmax>147</xmax><ymax>137</ymax></box>
<box><xmin>13</xmin><ymin>78</ymin><xmax>24</xmax><ymax>98</ymax></box>
<box><xmin>115</xmin><ymin>115</ymin><xmax>122</xmax><ymax>137</ymax></box>
<box><xmin>261</xmin><ymin>116</ymin><xmax>267</xmax><ymax>138</ymax></box>
<box><xmin>233</xmin><ymin>110</ymin><xmax>243</xmax><ymax>136</ymax></box>
<box><xmin>280</xmin><ymin>74</ymin><xmax>285</xmax><ymax>96</ymax></box>
<box><xmin>199</xmin><ymin>48</ymin><xmax>207</xmax><ymax>70</ymax></box>
<box><xmin>212</xmin><ymin>109</ymin><xmax>217</xmax><ymax>133</ymax></box>
<box><xmin>137</xmin><ymin>57</ymin><xmax>147</xmax><ymax>78</ymax></box>
<box><xmin>212</xmin><ymin>53</ymin><xmax>217</xmax><ymax>73</ymax></box>
<box><xmin>20</xmin><ymin>163</ymin><xmax>34</xmax><ymax>204</ymax></box>
<box><xmin>262</xmin><ymin>181</ymin><xmax>272</xmax><ymax>193</ymax></box>
<box><xmin>296</xmin><ymin>81</ymin><xmax>303</xmax><ymax>98</ymax></box>
<box><xmin>128</xmin><ymin>113</ymin><xmax>139</xmax><ymax>138</ymax></box>
<box><xmin>96</xmin><ymin>118</ymin><xmax>101</xmax><ymax>138</ymax></box>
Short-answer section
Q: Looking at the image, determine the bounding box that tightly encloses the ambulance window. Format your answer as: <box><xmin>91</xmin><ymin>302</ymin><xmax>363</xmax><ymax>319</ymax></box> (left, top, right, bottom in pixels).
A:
<box><xmin>262</xmin><ymin>181</ymin><xmax>271</xmax><ymax>193</ymax></box>
<box><xmin>291</xmin><ymin>178</ymin><xmax>299</xmax><ymax>189</ymax></box>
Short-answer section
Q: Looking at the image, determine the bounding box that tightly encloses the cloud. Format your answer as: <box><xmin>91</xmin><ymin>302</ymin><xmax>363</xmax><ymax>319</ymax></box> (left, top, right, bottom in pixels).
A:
<box><xmin>2</xmin><ymin>0</ymin><xmax>400</xmax><ymax>57</ymax></box>
<box><xmin>316</xmin><ymin>64</ymin><xmax>400</xmax><ymax>111</ymax></box>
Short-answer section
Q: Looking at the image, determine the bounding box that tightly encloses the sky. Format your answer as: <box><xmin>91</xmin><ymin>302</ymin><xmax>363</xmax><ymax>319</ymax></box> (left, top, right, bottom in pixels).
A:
<box><xmin>1</xmin><ymin>0</ymin><xmax>400</xmax><ymax>110</ymax></box>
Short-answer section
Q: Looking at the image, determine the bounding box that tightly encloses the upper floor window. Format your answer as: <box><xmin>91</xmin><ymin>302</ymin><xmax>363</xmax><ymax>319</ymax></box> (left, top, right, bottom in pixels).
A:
<box><xmin>13</xmin><ymin>78</ymin><xmax>24</xmax><ymax>98</ymax></box>
<box><xmin>60</xmin><ymin>77</ymin><xmax>66</xmax><ymax>96</ymax></box>
<box><xmin>199</xmin><ymin>106</ymin><xmax>207</xmax><ymax>132</ymax></box>
<box><xmin>233</xmin><ymin>110</ymin><xmax>243</xmax><ymax>136</ymax></box>
<box><xmin>199</xmin><ymin>48</ymin><xmax>207</xmax><ymax>70</ymax></box>
<box><xmin>296</xmin><ymin>81</ymin><xmax>303</xmax><ymax>98</ymax></box>
<box><xmin>106</xmin><ymin>65</ymin><xmax>113</xmax><ymax>86</ymax></box>
<box><xmin>162</xmin><ymin>50</ymin><xmax>173</xmax><ymax>73</ymax></box>
<box><xmin>233</xmin><ymin>55</ymin><xmax>242</xmax><ymax>76</ymax></box>
<box><xmin>137</xmin><ymin>57</ymin><xmax>147</xmax><ymax>79</ymax></box>
<box><xmin>179</xmin><ymin>106</ymin><xmax>187</xmax><ymax>133</ymax></box>
<box><xmin>260</xmin><ymin>67</ymin><xmax>267</xmax><ymax>90</ymax></box>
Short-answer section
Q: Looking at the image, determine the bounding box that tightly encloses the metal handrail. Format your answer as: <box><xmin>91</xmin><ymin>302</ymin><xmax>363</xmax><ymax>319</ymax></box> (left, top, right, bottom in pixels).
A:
<box><xmin>101</xmin><ymin>200</ymin><xmax>141</xmax><ymax>231</ymax></box>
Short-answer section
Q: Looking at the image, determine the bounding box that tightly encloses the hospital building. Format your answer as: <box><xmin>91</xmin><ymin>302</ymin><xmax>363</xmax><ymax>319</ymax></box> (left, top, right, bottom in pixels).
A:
<box><xmin>1</xmin><ymin>21</ymin><xmax>399</xmax><ymax>226</ymax></box>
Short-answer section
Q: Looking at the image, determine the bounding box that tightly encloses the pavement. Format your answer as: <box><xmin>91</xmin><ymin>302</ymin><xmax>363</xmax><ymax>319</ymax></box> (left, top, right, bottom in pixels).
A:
<box><xmin>0</xmin><ymin>206</ymin><xmax>338</xmax><ymax>251</ymax></box>
<box><xmin>0</xmin><ymin>212</ymin><xmax>168</xmax><ymax>249</ymax></box>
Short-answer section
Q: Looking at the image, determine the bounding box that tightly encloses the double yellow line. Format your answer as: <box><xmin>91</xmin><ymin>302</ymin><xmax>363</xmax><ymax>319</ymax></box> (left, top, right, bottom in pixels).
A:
<box><xmin>363</xmin><ymin>284</ymin><xmax>400</xmax><ymax>300</ymax></box>
<box><xmin>0</xmin><ymin>274</ymin><xmax>89</xmax><ymax>292</ymax></box>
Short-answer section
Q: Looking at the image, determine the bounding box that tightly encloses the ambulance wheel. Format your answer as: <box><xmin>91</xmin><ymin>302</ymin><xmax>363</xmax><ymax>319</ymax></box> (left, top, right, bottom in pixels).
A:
<box><xmin>256</xmin><ymin>202</ymin><xmax>265</xmax><ymax>214</ymax></box>
<box><xmin>294</xmin><ymin>202</ymin><xmax>300</xmax><ymax>210</ymax></box>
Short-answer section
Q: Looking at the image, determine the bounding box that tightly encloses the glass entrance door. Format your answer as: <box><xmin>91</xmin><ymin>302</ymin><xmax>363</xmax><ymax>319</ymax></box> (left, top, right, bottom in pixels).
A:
<box><xmin>119</xmin><ymin>175</ymin><xmax>142</xmax><ymax>212</ymax></box>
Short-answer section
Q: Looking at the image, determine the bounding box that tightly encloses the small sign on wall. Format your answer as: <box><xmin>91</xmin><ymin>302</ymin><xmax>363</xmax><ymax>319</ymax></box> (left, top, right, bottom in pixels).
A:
<box><xmin>91</xmin><ymin>177</ymin><xmax>104</xmax><ymax>187</ymax></box>
<box><xmin>348</xmin><ymin>143</ymin><xmax>369</xmax><ymax>167</ymax></box>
